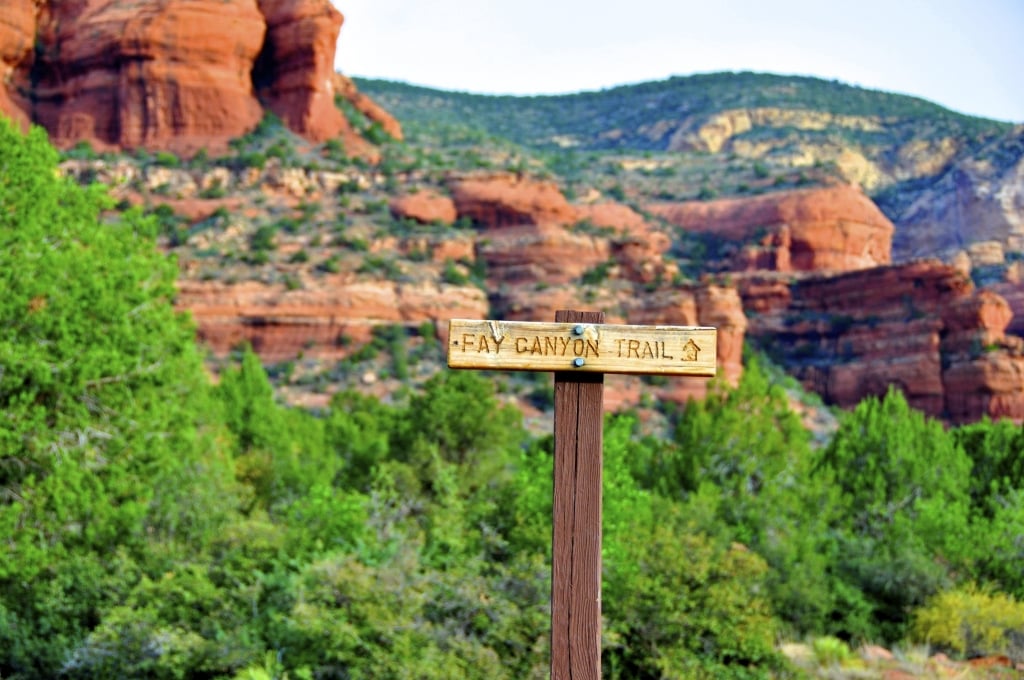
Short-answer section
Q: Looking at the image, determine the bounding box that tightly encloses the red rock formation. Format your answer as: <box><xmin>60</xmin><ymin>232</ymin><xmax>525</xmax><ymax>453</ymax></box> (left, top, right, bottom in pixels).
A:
<box><xmin>577</xmin><ymin>201</ymin><xmax>677</xmax><ymax>284</ymax></box>
<box><xmin>389</xmin><ymin>190</ymin><xmax>457</xmax><ymax>225</ymax></box>
<box><xmin>1</xmin><ymin>0</ymin><xmax>396</xmax><ymax>157</ymax></box>
<box><xmin>450</xmin><ymin>174</ymin><xmax>579</xmax><ymax>228</ymax></box>
<box><xmin>695</xmin><ymin>285</ymin><xmax>747</xmax><ymax>386</ymax></box>
<box><xmin>0</xmin><ymin>0</ymin><xmax>35</xmax><ymax>130</ymax></box>
<box><xmin>452</xmin><ymin>176</ymin><xmax>677</xmax><ymax>288</ymax></box>
<box><xmin>746</xmin><ymin>260</ymin><xmax>1024</xmax><ymax>423</ymax></box>
<box><xmin>332</xmin><ymin>73</ymin><xmax>403</xmax><ymax>141</ymax></box>
<box><xmin>648</xmin><ymin>184</ymin><xmax>893</xmax><ymax>273</ymax></box>
<box><xmin>177</xmin><ymin>278</ymin><xmax>488</xmax><ymax>362</ymax></box>
<box><xmin>492</xmin><ymin>285</ymin><xmax>625</xmax><ymax>326</ymax></box>
<box><xmin>31</xmin><ymin>0</ymin><xmax>267</xmax><ymax>154</ymax></box>
<box><xmin>623</xmin><ymin>285</ymin><xmax>747</xmax><ymax>398</ymax></box>
<box><xmin>255</xmin><ymin>0</ymin><xmax>345</xmax><ymax>143</ymax></box>
<box><xmin>478</xmin><ymin>223</ymin><xmax>610</xmax><ymax>286</ymax></box>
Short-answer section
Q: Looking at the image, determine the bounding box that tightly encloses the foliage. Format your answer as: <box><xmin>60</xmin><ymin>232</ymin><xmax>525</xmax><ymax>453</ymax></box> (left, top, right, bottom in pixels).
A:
<box><xmin>602</xmin><ymin>414</ymin><xmax>792</xmax><ymax>677</ymax></box>
<box><xmin>357</xmin><ymin>72</ymin><xmax>1010</xmax><ymax>154</ymax></box>
<box><xmin>815</xmin><ymin>387</ymin><xmax>972</xmax><ymax>641</ymax></box>
<box><xmin>811</xmin><ymin>636</ymin><xmax>853</xmax><ymax>666</ymax></box>
<box><xmin>631</xmin><ymin>354</ymin><xmax>844</xmax><ymax>637</ymax></box>
<box><xmin>5</xmin><ymin>115</ymin><xmax>1024</xmax><ymax>675</ymax></box>
<box><xmin>0</xmin><ymin>118</ymin><xmax>242</xmax><ymax>676</ymax></box>
<box><xmin>912</xmin><ymin>585</ymin><xmax>1024</xmax><ymax>661</ymax></box>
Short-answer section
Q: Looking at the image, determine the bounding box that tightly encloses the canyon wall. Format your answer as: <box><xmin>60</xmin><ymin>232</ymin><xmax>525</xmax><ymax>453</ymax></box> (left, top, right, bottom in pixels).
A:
<box><xmin>743</xmin><ymin>262</ymin><xmax>1024</xmax><ymax>423</ymax></box>
<box><xmin>0</xmin><ymin>0</ymin><xmax>399</xmax><ymax>155</ymax></box>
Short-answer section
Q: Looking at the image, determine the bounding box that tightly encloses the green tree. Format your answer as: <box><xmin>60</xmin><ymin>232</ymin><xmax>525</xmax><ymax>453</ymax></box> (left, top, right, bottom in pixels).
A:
<box><xmin>0</xmin><ymin>119</ymin><xmax>242</xmax><ymax>676</ymax></box>
<box><xmin>393</xmin><ymin>371</ymin><xmax>523</xmax><ymax>492</ymax></box>
<box><xmin>632</xmin><ymin>354</ymin><xmax>843</xmax><ymax>636</ymax></box>
<box><xmin>816</xmin><ymin>387</ymin><xmax>973</xmax><ymax>640</ymax></box>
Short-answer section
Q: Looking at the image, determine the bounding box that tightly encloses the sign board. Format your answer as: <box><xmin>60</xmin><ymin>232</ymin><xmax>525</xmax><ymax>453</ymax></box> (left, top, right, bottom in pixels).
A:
<box><xmin>447</xmin><ymin>319</ymin><xmax>717</xmax><ymax>376</ymax></box>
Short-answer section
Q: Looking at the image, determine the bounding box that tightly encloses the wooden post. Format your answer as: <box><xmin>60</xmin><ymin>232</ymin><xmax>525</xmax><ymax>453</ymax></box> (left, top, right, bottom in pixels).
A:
<box><xmin>551</xmin><ymin>309</ymin><xmax>604</xmax><ymax>679</ymax></box>
<box><xmin>446</xmin><ymin>311</ymin><xmax>717</xmax><ymax>679</ymax></box>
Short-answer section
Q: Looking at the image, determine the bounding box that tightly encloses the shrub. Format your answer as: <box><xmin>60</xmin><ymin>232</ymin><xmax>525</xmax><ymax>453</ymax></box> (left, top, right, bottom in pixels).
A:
<box><xmin>912</xmin><ymin>586</ymin><xmax>1024</xmax><ymax>661</ymax></box>
<box><xmin>250</xmin><ymin>225</ymin><xmax>277</xmax><ymax>252</ymax></box>
<box><xmin>811</xmin><ymin>636</ymin><xmax>852</xmax><ymax>666</ymax></box>
<box><xmin>154</xmin><ymin>150</ymin><xmax>180</xmax><ymax>168</ymax></box>
<box><xmin>442</xmin><ymin>258</ymin><xmax>470</xmax><ymax>285</ymax></box>
<box><xmin>581</xmin><ymin>260</ymin><xmax>613</xmax><ymax>286</ymax></box>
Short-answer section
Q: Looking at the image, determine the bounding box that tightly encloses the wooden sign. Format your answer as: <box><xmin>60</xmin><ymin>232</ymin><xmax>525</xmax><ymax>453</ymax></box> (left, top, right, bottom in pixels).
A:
<box><xmin>447</xmin><ymin>319</ymin><xmax>717</xmax><ymax>376</ymax></box>
<box><xmin>447</xmin><ymin>311</ymin><xmax>720</xmax><ymax>680</ymax></box>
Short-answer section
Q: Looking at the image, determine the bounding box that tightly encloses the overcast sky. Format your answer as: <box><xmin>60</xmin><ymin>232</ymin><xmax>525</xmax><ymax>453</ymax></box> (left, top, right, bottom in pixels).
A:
<box><xmin>332</xmin><ymin>0</ymin><xmax>1024</xmax><ymax>123</ymax></box>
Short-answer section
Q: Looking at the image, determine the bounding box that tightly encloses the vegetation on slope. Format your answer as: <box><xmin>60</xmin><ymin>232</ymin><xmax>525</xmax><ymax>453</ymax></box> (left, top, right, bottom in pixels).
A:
<box><xmin>3</xmin><ymin>117</ymin><xmax>1024</xmax><ymax>678</ymax></box>
<box><xmin>356</xmin><ymin>72</ymin><xmax>1011</xmax><ymax>152</ymax></box>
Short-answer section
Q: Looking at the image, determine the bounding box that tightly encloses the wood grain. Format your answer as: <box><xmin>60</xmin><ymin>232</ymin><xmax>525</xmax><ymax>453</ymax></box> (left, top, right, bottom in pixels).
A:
<box><xmin>551</xmin><ymin>310</ymin><xmax>603</xmax><ymax>680</ymax></box>
<box><xmin>448</xmin><ymin>318</ymin><xmax>717</xmax><ymax>376</ymax></box>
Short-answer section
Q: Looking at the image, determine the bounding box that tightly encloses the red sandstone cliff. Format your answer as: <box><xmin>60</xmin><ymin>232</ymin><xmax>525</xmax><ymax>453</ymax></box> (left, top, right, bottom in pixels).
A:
<box><xmin>649</xmin><ymin>184</ymin><xmax>894</xmax><ymax>273</ymax></box>
<box><xmin>0</xmin><ymin>0</ymin><xmax>398</xmax><ymax>155</ymax></box>
<box><xmin>177</xmin><ymin>278</ymin><xmax>489</xmax><ymax>363</ymax></box>
<box><xmin>743</xmin><ymin>261</ymin><xmax>1024</xmax><ymax>424</ymax></box>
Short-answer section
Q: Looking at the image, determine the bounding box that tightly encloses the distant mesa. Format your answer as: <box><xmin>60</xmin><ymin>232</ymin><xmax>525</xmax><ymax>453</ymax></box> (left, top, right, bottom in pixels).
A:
<box><xmin>0</xmin><ymin>0</ymin><xmax>400</xmax><ymax>156</ymax></box>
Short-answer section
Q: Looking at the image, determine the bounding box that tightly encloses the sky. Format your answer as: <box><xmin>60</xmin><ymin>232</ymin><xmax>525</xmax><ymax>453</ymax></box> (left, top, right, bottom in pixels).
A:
<box><xmin>332</xmin><ymin>0</ymin><xmax>1024</xmax><ymax>124</ymax></box>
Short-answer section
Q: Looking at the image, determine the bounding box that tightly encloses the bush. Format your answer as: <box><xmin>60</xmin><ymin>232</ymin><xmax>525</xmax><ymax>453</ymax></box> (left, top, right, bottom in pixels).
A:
<box><xmin>250</xmin><ymin>225</ymin><xmax>277</xmax><ymax>252</ymax></box>
<box><xmin>441</xmin><ymin>258</ymin><xmax>470</xmax><ymax>285</ymax></box>
<box><xmin>912</xmin><ymin>586</ymin><xmax>1024</xmax><ymax>661</ymax></box>
<box><xmin>815</xmin><ymin>387</ymin><xmax>972</xmax><ymax>641</ymax></box>
<box><xmin>154</xmin><ymin>150</ymin><xmax>180</xmax><ymax>168</ymax></box>
<box><xmin>811</xmin><ymin>636</ymin><xmax>852</xmax><ymax>666</ymax></box>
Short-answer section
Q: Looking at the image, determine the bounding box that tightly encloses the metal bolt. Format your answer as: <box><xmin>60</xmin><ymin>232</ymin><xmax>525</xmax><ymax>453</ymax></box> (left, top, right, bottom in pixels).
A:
<box><xmin>573</xmin><ymin>358</ymin><xmax>585</xmax><ymax>368</ymax></box>
<box><xmin>573</xmin><ymin>325</ymin><xmax>585</xmax><ymax>336</ymax></box>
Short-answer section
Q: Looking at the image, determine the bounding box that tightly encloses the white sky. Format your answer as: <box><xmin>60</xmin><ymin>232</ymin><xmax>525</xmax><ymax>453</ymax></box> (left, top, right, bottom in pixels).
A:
<box><xmin>332</xmin><ymin>0</ymin><xmax>1024</xmax><ymax>123</ymax></box>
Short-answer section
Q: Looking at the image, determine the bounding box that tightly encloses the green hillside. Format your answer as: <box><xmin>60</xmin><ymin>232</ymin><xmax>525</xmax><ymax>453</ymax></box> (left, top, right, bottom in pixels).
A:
<box><xmin>356</xmin><ymin>72</ymin><xmax>1010</xmax><ymax>152</ymax></box>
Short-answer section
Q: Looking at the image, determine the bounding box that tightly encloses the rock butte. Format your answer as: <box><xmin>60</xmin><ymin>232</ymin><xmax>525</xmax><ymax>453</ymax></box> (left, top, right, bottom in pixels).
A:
<box><xmin>0</xmin><ymin>0</ymin><xmax>400</xmax><ymax>156</ymax></box>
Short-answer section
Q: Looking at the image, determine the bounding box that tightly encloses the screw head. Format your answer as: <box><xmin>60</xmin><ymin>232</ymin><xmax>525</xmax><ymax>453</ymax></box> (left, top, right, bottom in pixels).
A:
<box><xmin>573</xmin><ymin>357</ymin><xmax>585</xmax><ymax>368</ymax></box>
<box><xmin>573</xmin><ymin>324</ymin><xmax>585</xmax><ymax>336</ymax></box>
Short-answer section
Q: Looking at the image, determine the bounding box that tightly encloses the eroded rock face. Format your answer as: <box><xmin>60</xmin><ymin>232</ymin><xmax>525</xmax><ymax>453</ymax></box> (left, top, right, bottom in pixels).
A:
<box><xmin>450</xmin><ymin>174</ymin><xmax>579</xmax><ymax>228</ymax></box>
<box><xmin>576</xmin><ymin>201</ymin><xmax>677</xmax><ymax>284</ymax></box>
<box><xmin>478</xmin><ymin>224</ymin><xmax>610</xmax><ymax>286</ymax></box>
<box><xmin>255</xmin><ymin>0</ymin><xmax>345</xmax><ymax>143</ymax></box>
<box><xmin>0</xmin><ymin>0</ymin><xmax>35</xmax><ymax>130</ymax></box>
<box><xmin>0</xmin><ymin>0</ymin><xmax>398</xmax><ymax>156</ymax></box>
<box><xmin>176</xmin><ymin>278</ymin><xmax>488</xmax><ymax>362</ymax></box>
<box><xmin>30</xmin><ymin>0</ymin><xmax>267</xmax><ymax>154</ymax></box>
<box><xmin>624</xmin><ymin>285</ymin><xmax>747</xmax><ymax>400</ymax></box>
<box><xmin>649</xmin><ymin>184</ymin><xmax>894</xmax><ymax>273</ymax></box>
<box><xmin>887</xmin><ymin>128</ymin><xmax>1024</xmax><ymax>261</ymax></box>
<box><xmin>332</xmin><ymin>72</ymin><xmax>403</xmax><ymax>141</ymax></box>
<box><xmin>745</xmin><ymin>260</ymin><xmax>1024</xmax><ymax>423</ymax></box>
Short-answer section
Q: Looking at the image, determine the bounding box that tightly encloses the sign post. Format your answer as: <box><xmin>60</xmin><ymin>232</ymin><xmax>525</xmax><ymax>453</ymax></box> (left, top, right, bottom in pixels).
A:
<box><xmin>448</xmin><ymin>311</ymin><xmax>717</xmax><ymax>679</ymax></box>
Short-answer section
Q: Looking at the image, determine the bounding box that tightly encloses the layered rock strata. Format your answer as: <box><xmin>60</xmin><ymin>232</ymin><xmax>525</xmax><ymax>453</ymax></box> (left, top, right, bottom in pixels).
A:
<box><xmin>176</xmin><ymin>279</ymin><xmax>489</xmax><ymax>363</ymax></box>
<box><xmin>744</xmin><ymin>261</ymin><xmax>1024</xmax><ymax>423</ymax></box>
<box><xmin>0</xmin><ymin>0</ymin><xmax>397</xmax><ymax>155</ymax></box>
